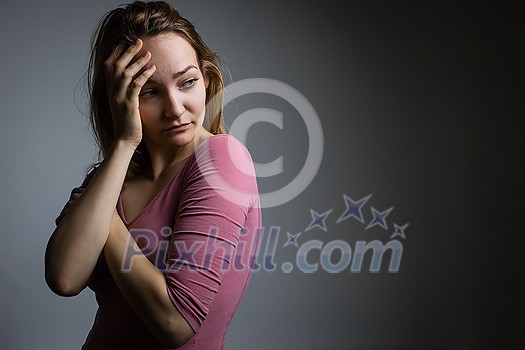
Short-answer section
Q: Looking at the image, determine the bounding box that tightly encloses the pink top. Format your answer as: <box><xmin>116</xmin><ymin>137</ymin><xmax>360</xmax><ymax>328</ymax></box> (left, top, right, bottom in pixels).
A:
<box><xmin>82</xmin><ymin>134</ymin><xmax>262</xmax><ymax>350</ymax></box>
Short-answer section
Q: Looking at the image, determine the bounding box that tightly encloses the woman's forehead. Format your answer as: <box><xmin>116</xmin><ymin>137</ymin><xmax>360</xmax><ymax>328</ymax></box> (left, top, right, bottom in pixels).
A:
<box><xmin>135</xmin><ymin>33</ymin><xmax>199</xmax><ymax>81</ymax></box>
<box><xmin>140</xmin><ymin>33</ymin><xmax>197</xmax><ymax>64</ymax></box>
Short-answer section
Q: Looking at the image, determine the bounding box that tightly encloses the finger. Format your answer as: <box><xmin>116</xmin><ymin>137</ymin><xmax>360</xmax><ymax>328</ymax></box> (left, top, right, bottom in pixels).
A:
<box><xmin>128</xmin><ymin>64</ymin><xmax>156</xmax><ymax>97</ymax></box>
<box><xmin>114</xmin><ymin>39</ymin><xmax>143</xmax><ymax>78</ymax></box>
<box><xmin>104</xmin><ymin>53</ymin><xmax>116</xmax><ymax>77</ymax></box>
<box><xmin>104</xmin><ymin>40</ymin><xmax>139</xmax><ymax>83</ymax></box>
<box><xmin>128</xmin><ymin>64</ymin><xmax>157</xmax><ymax>97</ymax></box>
<box><xmin>66</xmin><ymin>189</ymin><xmax>83</xmax><ymax>207</ymax></box>
<box><xmin>69</xmin><ymin>188</ymin><xmax>84</xmax><ymax>200</ymax></box>
<box><xmin>56</xmin><ymin>186</ymin><xmax>84</xmax><ymax>226</ymax></box>
<box><xmin>55</xmin><ymin>213</ymin><xmax>65</xmax><ymax>226</ymax></box>
<box><xmin>71</xmin><ymin>187</ymin><xmax>84</xmax><ymax>195</ymax></box>
<box><xmin>104</xmin><ymin>44</ymin><xmax>124</xmax><ymax>80</ymax></box>
<box><xmin>69</xmin><ymin>194</ymin><xmax>82</xmax><ymax>202</ymax></box>
<box><xmin>121</xmin><ymin>51</ymin><xmax>152</xmax><ymax>84</ymax></box>
<box><xmin>55</xmin><ymin>205</ymin><xmax>71</xmax><ymax>225</ymax></box>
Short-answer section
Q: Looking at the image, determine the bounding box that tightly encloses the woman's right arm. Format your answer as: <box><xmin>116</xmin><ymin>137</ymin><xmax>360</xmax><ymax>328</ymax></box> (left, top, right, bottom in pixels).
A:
<box><xmin>45</xmin><ymin>38</ymin><xmax>156</xmax><ymax>296</ymax></box>
<box><xmin>44</xmin><ymin>141</ymin><xmax>135</xmax><ymax>296</ymax></box>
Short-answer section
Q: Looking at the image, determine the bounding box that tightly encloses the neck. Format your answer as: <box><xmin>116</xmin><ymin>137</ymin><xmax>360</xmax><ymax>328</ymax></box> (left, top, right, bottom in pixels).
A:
<box><xmin>143</xmin><ymin>127</ymin><xmax>210</xmax><ymax>181</ymax></box>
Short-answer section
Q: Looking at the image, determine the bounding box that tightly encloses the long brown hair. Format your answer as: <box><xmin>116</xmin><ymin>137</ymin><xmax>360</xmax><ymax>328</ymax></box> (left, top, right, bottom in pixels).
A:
<box><xmin>87</xmin><ymin>1</ymin><xmax>225</xmax><ymax>177</ymax></box>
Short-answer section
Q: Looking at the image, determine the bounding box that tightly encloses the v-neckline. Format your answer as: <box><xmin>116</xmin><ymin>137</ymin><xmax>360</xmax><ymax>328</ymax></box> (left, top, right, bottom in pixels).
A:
<box><xmin>117</xmin><ymin>133</ymin><xmax>229</xmax><ymax>226</ymax></box>
<box><xmin>118</xmin><ymin>156</ymin><xmax>190</xmax><ymax>226</ymax></box>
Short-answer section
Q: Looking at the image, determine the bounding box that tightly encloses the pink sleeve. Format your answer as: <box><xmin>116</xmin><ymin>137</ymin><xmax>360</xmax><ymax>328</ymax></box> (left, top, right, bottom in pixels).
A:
<box><xmin>165</xmin><ymin>135</ymin><xmax>259</xmax><ymax>333</ymax></box>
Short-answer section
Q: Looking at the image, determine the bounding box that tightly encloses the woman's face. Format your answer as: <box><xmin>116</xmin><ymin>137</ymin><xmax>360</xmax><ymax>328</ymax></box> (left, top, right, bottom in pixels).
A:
<box><xmin>137</xmin><ymin>33</ymin><xmax>207</xmax><ymax>151</ymax></box>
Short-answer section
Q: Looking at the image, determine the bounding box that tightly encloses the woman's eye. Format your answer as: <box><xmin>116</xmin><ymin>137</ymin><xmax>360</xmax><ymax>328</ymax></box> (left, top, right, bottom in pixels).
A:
<box><xmin>139</xmin><ymin>89</ymin><xmax>157</xmax><ymax>98</ymax></box>
<box><xmin>181</xmin><ymin>78</ymin><xmax>199</xmax><ymax>89</ymax></box>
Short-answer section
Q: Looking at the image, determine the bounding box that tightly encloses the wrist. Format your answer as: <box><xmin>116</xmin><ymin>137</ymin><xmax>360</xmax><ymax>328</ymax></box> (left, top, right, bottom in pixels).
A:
<box><xmin>111</xmin><ymin>139</ymin><xmax>139</xmax><ymax>157</ymax></box>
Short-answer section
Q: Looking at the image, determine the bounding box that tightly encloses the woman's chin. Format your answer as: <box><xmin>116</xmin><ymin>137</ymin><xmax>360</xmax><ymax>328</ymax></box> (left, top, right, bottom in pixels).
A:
<box><xmin>166</xmin><ymin>127</ymin><xmax>198</xmax><ymax>147</ymax></box>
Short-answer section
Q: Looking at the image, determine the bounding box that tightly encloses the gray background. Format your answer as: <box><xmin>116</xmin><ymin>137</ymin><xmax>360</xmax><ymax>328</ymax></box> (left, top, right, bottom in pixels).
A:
<box><xmin>0</xmin><ymin>1</ymin><xmax>521</xmax><ymax>349</ymax></box>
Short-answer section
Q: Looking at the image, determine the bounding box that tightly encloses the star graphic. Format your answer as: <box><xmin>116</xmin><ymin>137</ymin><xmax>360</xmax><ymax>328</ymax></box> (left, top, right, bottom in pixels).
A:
<box><xmin>336</xmin><ymin>193</ymin><xmax>373</xmax><ymax>224</ymax></box>
<box><xmin>283</xmin><ymin>232</ymin><xmax>301</xmax><ymax>247</ymax></box>
<box><xmin>305</xmin><ymin>209</ymin><xmax>333</xmax><ymax>232</ymax></box>
<box><xmin>390</xmin><ymin>223</ymin><xmax>409</xmax><ymax>239</ymax></box>
<box><xmin>365</xmin><ymin>206</ymin><xmax>394</xmax><ymax>230</ymax></box>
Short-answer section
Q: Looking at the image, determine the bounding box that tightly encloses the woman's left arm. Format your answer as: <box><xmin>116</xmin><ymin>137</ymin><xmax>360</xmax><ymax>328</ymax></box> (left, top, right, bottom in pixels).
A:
<box><xmin>103</xmin><ymin>214</ymin><xmax>194</xmax><ymax>348</ymax></box>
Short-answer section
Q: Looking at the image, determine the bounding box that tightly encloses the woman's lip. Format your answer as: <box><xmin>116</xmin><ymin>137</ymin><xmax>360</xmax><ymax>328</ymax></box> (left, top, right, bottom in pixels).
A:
<box><xmin>163</xmin><ymin>123</ymin><xmax>190</xmax><ymax>132</ymax></box>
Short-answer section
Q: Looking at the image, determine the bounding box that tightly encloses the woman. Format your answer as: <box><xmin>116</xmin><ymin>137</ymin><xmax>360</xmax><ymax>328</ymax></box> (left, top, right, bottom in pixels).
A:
<box><xmin>44</xmin><ymin>1</ymin><xmax>261</xmax><ymax>349</ymax></box>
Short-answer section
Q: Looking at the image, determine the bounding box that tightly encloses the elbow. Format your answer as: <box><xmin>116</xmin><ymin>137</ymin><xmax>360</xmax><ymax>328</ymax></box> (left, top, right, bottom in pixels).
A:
<box><xmin>162</xmin><ymin>333</ymin><xmax>194</xmax><ymax>349</ymax></box>
<box><xmin>44</xmin><ymin>251</ymin><xmax>86</xmax><ymax>297</ymax></box>
<box><xmin>45</xmin><ymin>271</ymin><xmax>83</xmax><ymax>297</ymax></box>
<box><xmin>157</xmin><ymin>316</ymin><xmax>195</xmax><ymax>348</ymax></box>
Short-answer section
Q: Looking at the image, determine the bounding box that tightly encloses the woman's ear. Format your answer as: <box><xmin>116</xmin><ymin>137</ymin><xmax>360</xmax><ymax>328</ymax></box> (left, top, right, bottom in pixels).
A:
<box><xmin>204</xmin><ymin>74</ymin><xmax>209</xmax><ymax>89</ymax></box>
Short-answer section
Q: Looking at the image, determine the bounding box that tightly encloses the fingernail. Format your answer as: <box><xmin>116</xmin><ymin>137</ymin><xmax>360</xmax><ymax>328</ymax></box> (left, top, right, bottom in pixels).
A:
<box><xmin>134</xmin><ymin>38</ymin><xmax>141</xmax><ymax>46</ymax></box>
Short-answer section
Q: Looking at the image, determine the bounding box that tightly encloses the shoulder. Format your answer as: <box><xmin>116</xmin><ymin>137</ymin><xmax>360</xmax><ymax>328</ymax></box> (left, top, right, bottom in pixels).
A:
<box><xmin>194</xmin><ymin>134</ymin><xmax>255</xmax><ymax>176</ymax></box>
<box><xmin>186</xmin><ymin>134</ymin><xmax>259</xmax><ymax>207</ymax></box>
<box><xmin>197</xmin><ymin>133</ymin><xmax>250</xmax><ymax>153</ymax></box>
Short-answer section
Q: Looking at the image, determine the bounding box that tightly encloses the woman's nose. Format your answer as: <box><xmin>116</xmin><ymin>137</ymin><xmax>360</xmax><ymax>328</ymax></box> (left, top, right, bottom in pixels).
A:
<box><xmin>163</xmin><ymin>92</ymin><xmax>185</xmax><ymax>119</ymax></box>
